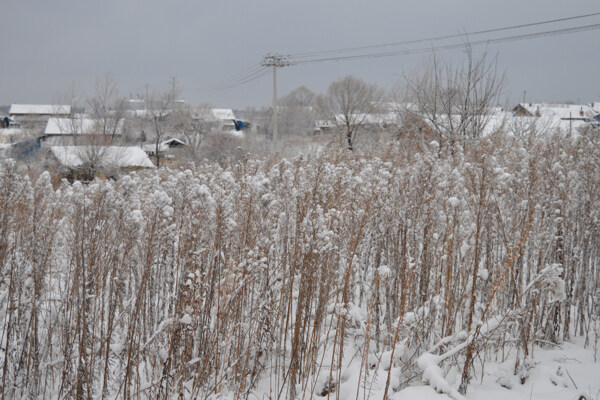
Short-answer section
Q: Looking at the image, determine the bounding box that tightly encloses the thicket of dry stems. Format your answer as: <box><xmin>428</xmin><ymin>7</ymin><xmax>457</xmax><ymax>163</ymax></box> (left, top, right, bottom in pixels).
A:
<box><xmin>1</xmin><ymin>130</ymin><xmax>600</xmax><ymax>399</ymax></box>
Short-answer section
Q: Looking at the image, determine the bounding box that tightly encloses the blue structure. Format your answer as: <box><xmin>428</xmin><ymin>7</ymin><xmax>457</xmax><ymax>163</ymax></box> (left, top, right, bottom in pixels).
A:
<box><xmin>233</xmin><ymin>120</ymin><xmax>246</xmax><ymax>131</ymax></box>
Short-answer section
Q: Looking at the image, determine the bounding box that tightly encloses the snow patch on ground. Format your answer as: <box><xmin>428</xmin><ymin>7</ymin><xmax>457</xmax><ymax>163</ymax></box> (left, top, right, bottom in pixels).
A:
<box><xmin>250</xmin><ymin>337</ymin><xmax>600</xmax><ymax>399</ymax></box>
<box><xmin>466</xmin><ymin>338</ymin><xmax>600</xmax><ymax>400</ymax></box>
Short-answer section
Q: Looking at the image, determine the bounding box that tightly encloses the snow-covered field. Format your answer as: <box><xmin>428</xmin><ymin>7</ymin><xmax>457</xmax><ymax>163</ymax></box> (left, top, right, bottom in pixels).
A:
<box><xmin>1</xmin><ymin>131</ymin><xmax>599</xmax><ymax>399</ymax></box>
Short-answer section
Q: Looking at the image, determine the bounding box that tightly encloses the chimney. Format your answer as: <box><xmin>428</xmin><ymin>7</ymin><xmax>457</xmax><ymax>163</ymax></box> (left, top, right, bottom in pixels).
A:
<box><xmin>580</xmin><ymin>107</ymin><xmax>584</xmax><ymax>117</ymax></box>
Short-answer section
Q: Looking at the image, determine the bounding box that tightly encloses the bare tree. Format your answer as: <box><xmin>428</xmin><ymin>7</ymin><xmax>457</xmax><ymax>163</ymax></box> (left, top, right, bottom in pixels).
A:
<box><xmin>323</xmin><ymin>76</ymin><xmax>384</xmax><ymax>150</ymax></box>
<box><xmin>87</xmin><ymin>73</ymin><xmax>127</xmax><ymax>143</ymax></box>
<box><xmin>242</xmin><ymin>106</ymin><xmax>272</xmax><ymax>138</ymax></box>
<box><xmin>278</xmin><ymin>86</ymin><xmax>317</xmax><ymax>137</ymax></box>
<box><xmin>198</xmin><ymin>132</ymin><xmax>244</xmax><ymax>166</ymax></box>
<box><xmin>145</xmin><ymin>82</ymin><xmax>179</xmax><ymax>167</ymax></box>
<box><xmin>48</xmin><ymin>85</ymin><xmax>126</xmax><ymax>179</ymax></box>
<box><xmin>403</xmin><ymin>45</ymin><xmax>506</xmax><ymax>151</ymax></box>
<box><xmin>52</xmin><ymin>91</ymin><xmax>108</xmax><ymax>178</ymax></box>
<box><xmin>280</xmin><ymin>85</ymin><xmax>315</xmax><ymax>108</ymax></box>
<box><xmin>171</xmin><ymin>103</ymin><xmax>213</xmax><ymax>162</ymax></box>
<box><xmin>52</xmin><ymin>115</ymin><xmax>116</xmax><ymax>180</ymax></box>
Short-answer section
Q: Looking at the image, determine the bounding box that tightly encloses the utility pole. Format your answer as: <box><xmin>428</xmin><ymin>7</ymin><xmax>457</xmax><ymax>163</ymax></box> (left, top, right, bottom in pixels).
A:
<box><xmin>170</xmin><ymin>76</ymin><xmax>178</xmax><ymax>95</ymax></box>
<box><xmin>262</xmin><ymin>54</ymin><xmax>291</xmax><ymax>148</ymax></box>
<box><xmin>170</xmin><ymin>76</ymin><xmax>179</xmax><ymax>110</ymax></box>
<box><xmin>570</xmin><ymin>112</ymin><xmax>572</xmax><ymax>135</ymax></box>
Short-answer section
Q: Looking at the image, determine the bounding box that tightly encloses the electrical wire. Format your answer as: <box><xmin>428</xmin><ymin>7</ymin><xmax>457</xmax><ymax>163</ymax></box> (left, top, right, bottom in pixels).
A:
<box><xmin>208</xmin><ymin>63</ymin><xmax>263</xmax><ymax>86</ymax></box>
<box><xmin>202</xmin><ymin>66</ymin><xmax>269</xmax><ymax>91</ymax></box>
<box><xmin>290</xmin><ymin>22</ymin><xmax>600</xmax><ymax>66</ymax></box>
<box><xmin>206</xmin><ymin>67</ymin><xmax>271</xmax><ymax>91</ymax></box>
<box><xmin>204</xmin><ymin>12</ymin><xmax>600</xmax><ymax>91</ymax></box>
<box><xmin>288</xmin><ymin>11</ymin><xmax>600</xmax><ymax>60</ymax></box>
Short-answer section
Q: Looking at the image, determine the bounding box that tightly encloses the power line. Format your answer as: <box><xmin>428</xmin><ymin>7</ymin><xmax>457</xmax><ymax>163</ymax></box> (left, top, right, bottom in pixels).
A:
<box><xmin>290</xmin><ymin>22</ymin><xmax>600</xmax><ymax>65</ymax></box>
<box><xmin>208</xmin><ymin>63</ymin><xmax>263</xmax><ymax>86</ymax></box>
<box><xmin>204</xmin><ymin>12</ymin><xmax>600</xmax><ymax>91</ymax></box>
<box><xmin>201</xmin><ymin>55</ymin><xmax>291</xmax><ymax>92</ymax></box>
<box><xmin>216</xmin><ymin>69</ymin><xmax>271</xmax><ymax>89</ymax></box>
<box><xmin>203</xmin><ymin>66</ymin><xmax>269</xmax><ymax>91</ymax></box>
<box><xmin>214</xmin><ymin>68</ymin><xmax>269</xmax><ymax>89</ymax></box>
<box><xmin>287</xmin><ymin>11</ymin><xmax>600</xmax><ymax>60</ymax></box>
<box><xmin>203</xmin><ymin>66</ymin><xmax>266</xmax><ymax>89</ymax></box>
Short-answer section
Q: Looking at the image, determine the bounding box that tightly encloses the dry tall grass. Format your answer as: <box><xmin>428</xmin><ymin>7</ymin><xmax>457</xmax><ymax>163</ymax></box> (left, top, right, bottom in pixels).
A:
<box><xmin>1</xmin><ymin>131</ymin><xmax>600</xmax><ymax>398</ymax></box>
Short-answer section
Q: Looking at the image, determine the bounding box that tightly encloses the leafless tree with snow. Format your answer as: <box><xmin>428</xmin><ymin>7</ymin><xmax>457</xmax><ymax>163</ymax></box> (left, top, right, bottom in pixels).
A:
<box><xmin>322</xmin><ymin>75</ymin><xmax>384</xmax><ymax>150</ymax></box>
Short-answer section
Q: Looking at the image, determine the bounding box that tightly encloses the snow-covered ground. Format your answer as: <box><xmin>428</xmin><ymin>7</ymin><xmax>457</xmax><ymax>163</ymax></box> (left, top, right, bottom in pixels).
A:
<box><xmin>247</xmin><ymin>337</ymin><xmax>600</xmax><ymax>399</ymax></box>
<box><xmin>466</xmin><ymin>338</ymin><xmax>599</xmax><ymax>400</ymax></box>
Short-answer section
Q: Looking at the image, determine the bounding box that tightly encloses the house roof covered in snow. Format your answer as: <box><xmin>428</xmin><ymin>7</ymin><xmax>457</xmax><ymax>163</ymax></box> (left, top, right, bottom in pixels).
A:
<box><xmin>49</xmin><ymin>146</ymin><xmax>154</xmax><ymax>169</ymax></box>
<box><xmin>515</xmin><ymin>103</ymin><xmax>598</xmax><ymax>120</ymax></box>
<box><xmin>212</xmin><ymin>108</ymin><xmax>236</xmax><ymax>121</ymax></box>
<box><xmin>333</xmin><ymin>112</ymin><xmax>400</xmax><ymax>126</ymax></box>
<box><xmin>419</xmin><ymin>113</ymin><xmax>510</xmax><ymax>137</ymax></box>
<box><xmin>44</xmin><ymin>117</ymin><xmax>124</xmax><ymax>136</ymax></box>
<box><xmin>315</xmin><ymin>120</ymin><xmax>335</xmax><ymax>129</ymax></box>
<box><xmin>162</xmin><ymin>138</ymin><xmax>186</xmax><ymax>146</ymax></box>
<box><xmin>9</xmin><ymin>104</ymin><xmax>71</xmax><ymax>116</ymax></box>
<box><xmin>421</xmin><ymin>111</ymin><xmax>587</xmax><ymax>137</ymax></box>
<box><xmin>45</xmin><ymin>117</ymin><xmax>97</xmax><ymax>135</ymax></box>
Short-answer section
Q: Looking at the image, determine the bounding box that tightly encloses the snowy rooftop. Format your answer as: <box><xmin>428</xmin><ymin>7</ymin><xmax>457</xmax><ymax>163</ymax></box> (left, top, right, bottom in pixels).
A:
<box><xmin>332</xmin><ymin>113</ymin><xmax>400</xmax><ymax>126</ymax></box>
<box><xmin>516</xmin><ymin>103</ymin><xmax>598</xmax><ymax>120</ymax></box>
<box><xmin>419</xmin><ymin>112</ymin><xmax>588</xmax><ymax>137</ymax></box>
<box><xmin>315</xmin><ymin>120</ymin><xmax>335</xmax><ymax>128</ymax></box>
<box><xmin>162</xmin><ymin>138</ymin><xmax>186</xmax><ymax>146</ymax></box>
<box><xmin>49</xmin><ymin>146</ymin><xmax>154</xmax><ymax>168</ymax></box>
<box><xmin>9</xmin><ymin>104</ymin><xmax>71</xmax><ymax>116</ymax></box>
<box><xmin>45</xmin><ymin>117</ymin><xmax>124</xmax><ymax>135</ymax></box>
<box><xmin>212</xmin><ymin>108</ymin><xmax>236</xmax><ymax>121</ymax></box>
<box><xmin>45</xmin><ymin>117</ymin><xmax>96</xmax><ymax>135</ymax></box>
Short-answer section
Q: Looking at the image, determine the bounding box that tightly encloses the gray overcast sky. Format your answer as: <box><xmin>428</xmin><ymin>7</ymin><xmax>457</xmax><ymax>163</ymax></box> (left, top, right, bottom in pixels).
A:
<box><xmin>2</xmin><ymin>1</ymin><xmax>599</xmax><ymax>109</ymax></box>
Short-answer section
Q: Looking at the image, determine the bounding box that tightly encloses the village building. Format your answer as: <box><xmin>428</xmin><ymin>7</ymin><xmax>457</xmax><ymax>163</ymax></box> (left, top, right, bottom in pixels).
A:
<box><xmin>40</xmin><ymin>117</ymin><xmax>124</xmax><ymax>147</ymax></box>
<box><xmin>206</xmin><ymin>108</ymin><xmax>239</xmax><ymax>133</ymax></box>
<box><xmin>9</xmin><ymin>104</ymin><xmax>72</xmax><ymax>131</ymax></box>
<box><xmin>142</xmin><ymin>138</ymin><xmax>188</xmax><ymax>165</ymax></box>
<box><xmin>46</xmin><ymin>145</ymin><xmax>154</xmax><ymax>181</ymax></box>
<box><xmin>512</xmin><ymin>103</ymin><xmax>600</xmax><ymax>132</ymax></box>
